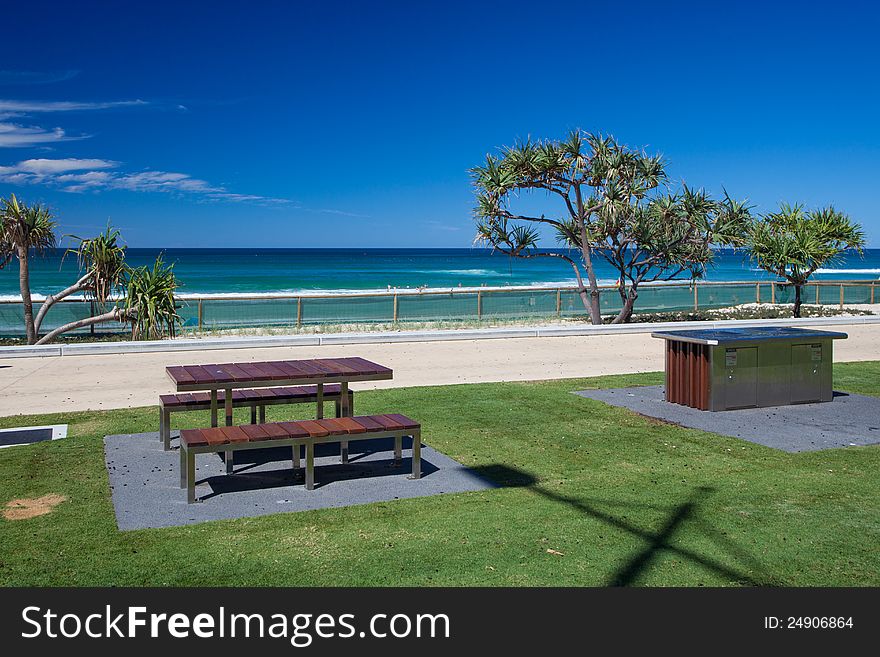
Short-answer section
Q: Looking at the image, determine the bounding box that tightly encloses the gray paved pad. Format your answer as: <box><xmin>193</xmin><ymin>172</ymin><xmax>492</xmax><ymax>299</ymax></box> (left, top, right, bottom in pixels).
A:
<box><xmin>105</xmin><ymin>432</ymin><xmax>494</xmax><ymax>530</ymax></box>
<box><xmin>575</xmin><ymin>386</ymin><xmax>880</xmax><ymax>453</ymax></box>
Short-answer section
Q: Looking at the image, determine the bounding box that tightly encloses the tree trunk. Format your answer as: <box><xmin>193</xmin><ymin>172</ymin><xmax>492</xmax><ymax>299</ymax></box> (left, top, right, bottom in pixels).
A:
<box><xmin>793</xmin><ymin>284</ymin><xmax>803</xmax><ymax>318</ymax></box>
<box><xmin>17</xmin><ymin>245</ymin><xmax>36</xmax><ymax>344</ymax></box>
<box><xmin>578</xmin><ymin>239</ymin><xmax>602</xmax><ymax>325</ymax></box>
<box><xmin>611</xmin><ymin>283</ymin><xmax>638</xmax><ymax>324</ymax></box>
<box><xmin>33</xmin><ymin>274</ymin><xmax>91</xmax><ymax>335</ymax></box>
<box><xmin>34</xmin><ymin>307</ymin><xmax>127</xmax><ymax>345</ymax></box>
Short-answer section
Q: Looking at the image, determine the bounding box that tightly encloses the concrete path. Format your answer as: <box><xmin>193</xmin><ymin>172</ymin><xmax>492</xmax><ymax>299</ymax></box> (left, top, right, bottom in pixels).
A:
<box><xmin>1</xmin><ymin>322</ymin><xmax>878</xmax><ymax>416</ymax></box>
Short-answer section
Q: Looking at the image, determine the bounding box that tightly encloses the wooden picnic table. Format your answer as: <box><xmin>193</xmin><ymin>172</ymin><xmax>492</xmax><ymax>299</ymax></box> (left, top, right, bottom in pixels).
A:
<box><xmin>166</xmin><ymin>357</ymin><xmax>393</xmax><ymax>428</ymax></box>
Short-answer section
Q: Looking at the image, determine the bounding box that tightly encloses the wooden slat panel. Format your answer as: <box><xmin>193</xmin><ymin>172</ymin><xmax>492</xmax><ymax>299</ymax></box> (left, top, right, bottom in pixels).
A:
<box><xmin>699</xmin><ymin>344</ymin><xmax>710</xmax><ymax>410</ymax></box>
<box><xmin>166</xmin><ymin>366</ymin><xmax>195</xmax><ymax>385</ymax></box>
<box><xmin>289</xmin><ymin>360</ymin><xmax>327</xmax><ymax>377</ymax></box>
<box><xmin>260</xmin><ymin>423</ymin><xmax>289</xmax><ymax>439</ymax></box>
<box><xmin>236</xmin><ymin>363</ymin><xmax>268</xmax><ymax>379</ymax></box>
<box><xmin>219</xmin><ymin>426</ymin><xmax>251</xmax><ymax>443</ymax></box>
<box><xmin>373</xmin><ymin>414</ymin><xmax>405</xmax><ymax>430</ymax></box>
<box><xmin>298</xmin><ymin>420</ymin><xmax>331</xmax><ymax>437</ymax></box>
<box><xmin>250</xmin><ymin>362</ymin><xmax>288</xmax><ymax>380</ymax></box>
<box><xmin>179</xmin><ymin>429</ymin><xmax>208</xmax><ymax>447</ymax></box>
<box><xmin>351</xmin><ymin>416</ymin><xmax>385</xmax><ymax>432</ymax></box>
<box><xmin>316</xmin><ymin>418</ymin><xmax>348</xmax><ymax>434</ymax></box>
<box><xmin>200</xmin><ymin>364</ymin><xmax>236</xmax><ymax>383</ymax></box>
<box><xmin>183</xmin><ymin>365</ymin><xmax>215</xmax><ymax>384</ymax></box>
<box><xmin>240</xmin><ymin>424</ymin><xmax>270</xmax><ymax>440</ymax></box>
<box><xmin>200</xmin><ymin>427</ymin><xmax>230</xmax><ymax>446</ymax></box>
<box><xmin>273</xmin><ymin>361</ymin><xmax>310</xmax><ymax>378</ymax></box>
<box><xmin>277</xmin><ymin>421</ymin><xmax>310</xmax><ymax>438</ymax></box>
<box><xmin>346</xmin><ymin>357</ymin><xmax>392</xmax><ymax>375</ymax></box>
<box><xmin>384</xmin><ymin>413</ymin><xmax>420</xmax><ymax>430</ymax></box>
<box><xmin>334</xmin><ymin>417</ymin><xmax>367</xmax><ymax>434</ymax></box>
<box><xmin>308</xmin><ymin>360</ymin><xmax>341</xmax><ymax>376</ymax></box>
<box><xmin>323</xmin><ymin>358</ymin><xmax>359</xmax><ymax>375</ymax></box>
<box><xmin>222</xmin><ymin>364</ymin><xmax>254</xmax><ymax>382</ymax></box>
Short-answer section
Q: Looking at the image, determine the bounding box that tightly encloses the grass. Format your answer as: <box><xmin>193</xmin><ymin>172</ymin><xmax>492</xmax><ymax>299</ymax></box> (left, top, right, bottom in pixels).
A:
<box><xmin>0</xmin><ymin>364</ymin><xmax>878</xmax><ymax>586</ymax></box>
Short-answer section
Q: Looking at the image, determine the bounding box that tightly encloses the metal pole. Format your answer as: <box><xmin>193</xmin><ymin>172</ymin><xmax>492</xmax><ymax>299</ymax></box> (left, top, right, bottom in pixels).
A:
<box><xmin>755</xmin><ymin>283</ymin><xmax>760</xmax><ymax>304</ymax></box>
<box><xmin>839</xmin><ymin>284</ymin><xmax>844</xmax><ymax>310</ymax></box>
<box><xmin>771</xmin><ymin>282</ymin><xmax>776</xmax><ymax>304</ymax></box>
<box><xmin>296</xmin><ymin>297</ymin><xmax>302</xmax><ymax>327</ymax></box>
<box><xmin>556</xmin><ymin>289</ymin><xmax>562</xmax><ymax>316</ymax></box>
<box><xmin>872</xmin><ymin>283</ymin><xmax>876</xmax><ymax>305</ymax></box>
<box><xmin>392</xmin><ymin>294</ymin><xmax>399</xmax><ymax>322</ymax></box>
<box><xmin>477</xmin><ymin>290</ymin><xmax>482</xmax><ymax>320</ymax></box>
<box><xmin>816</xmin><ymin>284</ymin><xmax>820</xmax><ymax>305</ymax></box>
<box><xmin>693</xmin><ymin>284</ymin><xmax>698</xmax><ymax>311</ymax></box>
<box><xmin>197</xmin><ymin>299</ymin><xmax>203</xmax><ymax>329</ymax></box>
<box><xmin>90</xmin><ymin>300</ymin><xmax>95</xmax><ymax>336</ymax></box>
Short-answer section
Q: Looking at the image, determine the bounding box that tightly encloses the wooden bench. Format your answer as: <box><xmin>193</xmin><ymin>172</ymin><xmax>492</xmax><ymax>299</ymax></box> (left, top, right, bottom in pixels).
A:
<box><xmin>158</xmin><ymin>384</ymin><xmax>354</xmax><ymax>450</ymax></box>
<box><xmin>179</xmin><ymin>414</ymin><xmax>421</xmax><ymax>503</ymax></box>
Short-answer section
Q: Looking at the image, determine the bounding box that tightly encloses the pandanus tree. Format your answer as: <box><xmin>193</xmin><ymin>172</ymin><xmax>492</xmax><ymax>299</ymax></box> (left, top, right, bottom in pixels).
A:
<box><xmin>747</xmin><ymin>204</ymin><xmax>865</xmax><ymax>317</ymax></box>
<box><xmin>472</xmin><ymin>131</ymin><xmax>750</xmax><ymax>323</ymax></box>
<box><xmin>0</xmin><ymin>194</ymin><xmax>57</xmax><ymax>343</ymax></box>
<box><xmin>0</xmin><ymin>194</ymin><xmax>182</xmax><ymax>344</ymax></box>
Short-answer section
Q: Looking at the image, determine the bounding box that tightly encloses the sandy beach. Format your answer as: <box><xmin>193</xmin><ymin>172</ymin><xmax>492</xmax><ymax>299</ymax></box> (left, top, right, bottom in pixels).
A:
<box><xmin>0</xmin><ymin>322</ymin><xmax>877</xmax><ymax>416</ymax></box>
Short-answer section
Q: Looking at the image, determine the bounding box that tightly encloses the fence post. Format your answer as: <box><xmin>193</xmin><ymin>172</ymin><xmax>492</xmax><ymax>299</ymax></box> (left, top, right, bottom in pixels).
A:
<box><xmin>197</xmin><ymin>299</ymin><xmax>203</xmax><ymax>329</ymax></box>
<box><xmin>556</xmin><ymin>289</ymin><xmax>562</xmax><ymax>316</ymax></box>
<box><xmin>90</xmin><ymin>301</ymin><xmax>95</xmax><ymax>336</ymax></box>
<box><xmin>815</xmin><ymin>284</ymin><xmax>820</xmax><ymax>305</ymax></box>
<box><xmin>771</xmin><ymin>282</ymin><xmax>776</xmax><ymax>304</ymax></box>
<box><xmin>839</xmin><ymin>284</ymin><xmax>844</xmax><ymax>310</ymax></box>
<box><xmin>296</xmin><ymin>297</ymin><xmax>302</xmax><ymax>327</ymax></box>
<box><xmin>872</xmin><ymin>282</ymin><xmax>876</xmax><ymax>305</ymax></box>
<box><xmin>693</xmin><ymin>284</ymin><xmax>698</xmax><ymax>311</ymax></box>
<box><xmin>755</xmin><ymin>283</ymin><xmax>760</xmax><ymax>304</ymax></box>
<box><xmin>476</xmin><ymin>290</ymin><xmax>482</xmax><ymax>320</ymax></box>
<box><xmin>392</xmin><ymin>294</ymin><xmax>399</xmax><ymax>322</ymax></box>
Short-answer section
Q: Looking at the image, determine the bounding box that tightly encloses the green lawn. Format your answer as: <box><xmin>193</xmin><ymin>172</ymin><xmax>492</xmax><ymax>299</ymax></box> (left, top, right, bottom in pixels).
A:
<box><xmin>1</xmin><ymin>363</ymin><xmax>878</xmax><ymax>587</ymax></box>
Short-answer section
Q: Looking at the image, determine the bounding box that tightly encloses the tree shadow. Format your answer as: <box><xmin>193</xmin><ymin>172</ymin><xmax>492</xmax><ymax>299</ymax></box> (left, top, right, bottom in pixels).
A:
<box><xmin>470</xmin><ymin>464</ymin><xmax>772</xmax><ymax>586</ymax></box>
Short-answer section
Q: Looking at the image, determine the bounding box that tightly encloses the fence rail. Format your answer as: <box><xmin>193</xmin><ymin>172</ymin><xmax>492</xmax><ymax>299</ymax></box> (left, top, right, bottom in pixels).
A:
<box><xmin>0</xmin><ymin>279</ymin><xmax>876</xmax><ymax>338</ymax></box>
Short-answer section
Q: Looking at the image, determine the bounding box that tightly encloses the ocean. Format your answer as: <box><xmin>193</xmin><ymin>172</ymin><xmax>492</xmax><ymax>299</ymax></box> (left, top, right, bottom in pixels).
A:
<box><xmin>1</xmin><ymin>248</ymin><xmax>878</xmax><ymax>299</ymax></box>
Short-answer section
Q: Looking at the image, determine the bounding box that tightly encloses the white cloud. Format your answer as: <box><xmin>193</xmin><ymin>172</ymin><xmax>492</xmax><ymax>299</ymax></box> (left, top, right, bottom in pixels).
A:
<box><xmin>13</xmin><ymin>157</ymin><xmax>117</xmax><ymax>174</ymax></box>
<box><xmin>0</xmin><ymin>98</ymin><xmax>147</xmax><ymax>148</ymax></box>
<box><xmin>0</xmin><ymin>99</ymin><xmax>146</xmax><ymax>113</ymax></box>
<box><xmin>0</xmin><ymin>157</ymin><xmax>287</xmax><ymax>205</ymax></box>
<box><xmin>0</xmin><ymin>122</ymin><xmax>79</xmax><ymax>147</ymax></box>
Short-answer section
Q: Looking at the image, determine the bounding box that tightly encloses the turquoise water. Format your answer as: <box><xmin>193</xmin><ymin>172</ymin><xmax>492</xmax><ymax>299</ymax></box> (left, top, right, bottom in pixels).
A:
<box><xmin>2</xmin><ymin>248</ymin><xmax>878</xmax><ymax>298</ymax></box>
<box><xmin>1</xmin><ymin>248</ymin><xmax>876</xmax><ymax>336</ymax></box>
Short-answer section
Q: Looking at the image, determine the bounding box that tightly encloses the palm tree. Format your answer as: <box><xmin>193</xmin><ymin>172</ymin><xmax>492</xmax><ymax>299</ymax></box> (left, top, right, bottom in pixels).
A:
<box><xmin>472</xmin><ymin>132</ymin><xmax>750</xmax><ymax>323</ymax></box>
<box><xmin>0</xmin><ymin>194</ymin><xmax>58</xmax><ymax>344</ymax></box>
<box><xmin>123</xmin><ymin>256</ymin><xmax>181</xmax><ymax>341</ymax></box>
<box><xmin>747</xmin><ymin>204</ymin><xmax>865</xmax><ymax>317</ymax></box>
<box><xmin>32</xmin><ymin>225</ymin><xmax>129</xmax><ymax>337</ymax></box>
<box><xmin>1</xmin><ymin>194</ymin><xmax>182</xmax><ymax>344</ymax></box>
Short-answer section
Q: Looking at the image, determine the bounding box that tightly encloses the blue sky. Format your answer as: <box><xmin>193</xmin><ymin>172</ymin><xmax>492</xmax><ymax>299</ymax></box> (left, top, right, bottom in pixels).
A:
<box><xmin>0</xmin><ymin>0</ymin><xmax>878</xmax><ymax>247</ymax></box>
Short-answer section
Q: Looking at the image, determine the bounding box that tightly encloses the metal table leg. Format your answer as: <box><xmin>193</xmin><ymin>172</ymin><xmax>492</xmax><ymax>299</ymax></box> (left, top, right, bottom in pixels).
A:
<box><xmin>305</xmin><ymin>442</ymin><xmax>315</xmax><ymax>490</ymax></box>
<box><xmin>408</xmin><ymin>431</ymin><xmax>421</xmax><ymax>480</ymax></box>
<box><xmin>210</xmin><ymin>389</ymin><xmax>218</xmax><ymax>427</ymax></box>
<box><xmin>186</xmin><ymin>450</ymin><xmax>197</xmax><ymax>503</ymax></box>
<box><xmin>393</xmin><ymin>435</ymin><xmax>402</xmax><ymax>466</ymax></box>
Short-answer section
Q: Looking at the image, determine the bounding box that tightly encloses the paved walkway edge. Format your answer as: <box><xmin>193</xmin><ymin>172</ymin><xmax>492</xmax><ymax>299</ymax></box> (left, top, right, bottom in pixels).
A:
<box><xmin>2</xmin><ymin>315</ymin><xmax>878</xmax><ymax>359</ymax></box>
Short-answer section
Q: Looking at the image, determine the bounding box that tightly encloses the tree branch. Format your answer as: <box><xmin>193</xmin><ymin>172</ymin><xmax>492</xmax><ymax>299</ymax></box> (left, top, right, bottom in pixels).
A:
<box><xmin>33</xmin><ymin>272</ymin><xmax>91</xmax><ymax>334</ymax></box>
<box><xmin>35</xmin><ymin>306</ymin><xmax>129</xmax><ymax>345</ymax></box>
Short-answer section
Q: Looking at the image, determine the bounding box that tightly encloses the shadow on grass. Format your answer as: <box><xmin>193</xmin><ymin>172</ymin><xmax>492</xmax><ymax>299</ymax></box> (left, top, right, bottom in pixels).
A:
<box><xmin>471</xmin><ymin>464</ymin><xmax>773</xmax><ymax>586</ymax></box>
